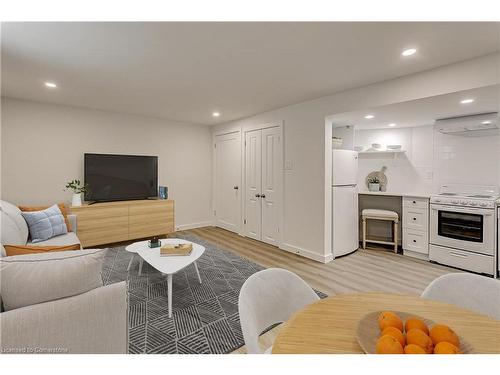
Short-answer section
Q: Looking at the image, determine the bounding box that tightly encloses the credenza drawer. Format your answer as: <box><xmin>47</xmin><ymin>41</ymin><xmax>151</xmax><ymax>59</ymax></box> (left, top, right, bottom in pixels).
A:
<box><xmin>72</xmin><ymin>206</ymin><xmax>128</xmax><ymax>220</ymax></box>
<box><xmin>129</xmin><ymin>201</ymin><xmax>174</xmax><ymax>216</ymax></box>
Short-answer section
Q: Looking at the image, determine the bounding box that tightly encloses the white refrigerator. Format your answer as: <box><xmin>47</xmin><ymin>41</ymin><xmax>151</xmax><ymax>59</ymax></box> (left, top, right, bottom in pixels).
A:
<box><xmin>332</xmin><ymin>149</ymin><xmax>359</xmax><ymax>258</ymax></box>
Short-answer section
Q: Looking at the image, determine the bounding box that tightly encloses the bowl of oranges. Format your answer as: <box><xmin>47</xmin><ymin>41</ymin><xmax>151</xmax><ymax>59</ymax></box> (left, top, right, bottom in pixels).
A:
<box><xmin>356</xmin><ymin>311</ymin><xmax>472</xmax><ymax>354</ymax></box>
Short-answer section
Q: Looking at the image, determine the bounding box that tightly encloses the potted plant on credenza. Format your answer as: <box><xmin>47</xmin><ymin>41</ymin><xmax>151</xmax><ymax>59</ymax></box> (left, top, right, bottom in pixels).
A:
<box><xmin>368</xmin><ymin>176</ymin><xmax>380</xmax><ymax>192</ymax></box>
<box><xmin>64</xmin><ymin>179</ymin><xmax>89</xmax><ymax>207</ymax></box>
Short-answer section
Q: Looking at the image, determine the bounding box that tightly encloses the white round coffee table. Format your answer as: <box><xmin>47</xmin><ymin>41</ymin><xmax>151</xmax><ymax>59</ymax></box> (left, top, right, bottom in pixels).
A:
<box><xmin>125</xmin><ymin>238</ymin><xmax>205</xmax><ymax>317</ymax></box>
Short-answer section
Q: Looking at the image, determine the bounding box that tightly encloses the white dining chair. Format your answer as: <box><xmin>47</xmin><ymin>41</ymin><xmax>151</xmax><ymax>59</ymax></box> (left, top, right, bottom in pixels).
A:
<box><xmin>421</xmin><ymin>273</ymin><xmax>500</xmax><ymax>320</ymax></box>
<box><xmin>238</xmin><ymin>268</ymin><xmax>320</xmax><ymax>354</ymax></box>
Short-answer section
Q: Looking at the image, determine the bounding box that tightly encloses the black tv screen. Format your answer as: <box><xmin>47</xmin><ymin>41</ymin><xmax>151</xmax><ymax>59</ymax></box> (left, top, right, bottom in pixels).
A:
<box><xmin>84</xmin><ymin>153</ymin><xmax>158</xmax><ymax>202</ymax></box>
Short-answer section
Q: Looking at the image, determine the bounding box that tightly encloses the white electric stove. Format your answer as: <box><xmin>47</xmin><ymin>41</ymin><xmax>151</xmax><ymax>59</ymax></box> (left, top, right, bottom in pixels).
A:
<box><xmin>429</xmin><ymin>184</ymin><xmax>498</xmax><ymax>277</ymax></box>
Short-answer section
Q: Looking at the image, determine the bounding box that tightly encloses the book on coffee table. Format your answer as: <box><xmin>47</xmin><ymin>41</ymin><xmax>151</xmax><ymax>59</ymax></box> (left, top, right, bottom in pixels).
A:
<box><xmin>160</xmin><ymin>243</ymin><xmax>193</xmax><ymax>256</ymax></box>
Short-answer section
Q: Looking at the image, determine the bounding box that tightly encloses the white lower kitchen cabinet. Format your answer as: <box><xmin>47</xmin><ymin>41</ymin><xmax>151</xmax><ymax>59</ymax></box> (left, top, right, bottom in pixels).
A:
<box><xmin>402</xmin><ymin>196</ymin><xmax>429</xmax><ymax>260</ymax></box>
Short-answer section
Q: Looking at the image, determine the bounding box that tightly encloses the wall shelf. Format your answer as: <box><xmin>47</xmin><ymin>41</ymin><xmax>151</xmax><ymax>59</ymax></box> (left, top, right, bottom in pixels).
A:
<box><xmin>358</xmin><ymin>150</ymin><xmax>406</xmax><ymax>159</ymax></box>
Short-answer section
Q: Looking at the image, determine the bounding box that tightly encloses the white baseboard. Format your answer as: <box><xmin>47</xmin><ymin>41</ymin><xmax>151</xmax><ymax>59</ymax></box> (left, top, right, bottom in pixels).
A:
<box><xmin>403</xmin><ymin>249</ymin><xmax>429</xmax><ymax>261</ymax></box>
<box><xmin>279</xmin><ymin>242</ymin><xmax>332</xmax><ymax>264</ymax></box>
<box><xmin>176</xmin><ymin>221</ymin><xmax>214</xmax><ymax>231</ymax></box>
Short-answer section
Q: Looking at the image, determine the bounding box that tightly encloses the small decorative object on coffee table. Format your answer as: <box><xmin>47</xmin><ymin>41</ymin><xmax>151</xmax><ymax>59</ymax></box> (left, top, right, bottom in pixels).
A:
<box><xmin>148</xmin><ymin>236</ymin><xmax>161</xmax><ymax>248</ymax></box>
<box><xmin>64</xmin><ymin>179</ymin><xmax>89</xmax><ymax>207</ymax></box>
<box><xmin>160</xmin><ymin>243</ymin><xmax>192</xmax><ymax>256</ymax></box>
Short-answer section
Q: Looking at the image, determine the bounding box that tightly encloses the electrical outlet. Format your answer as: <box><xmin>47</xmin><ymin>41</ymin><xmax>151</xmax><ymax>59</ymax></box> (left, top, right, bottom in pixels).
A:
<box><xmin>285</xmin><ymin>160</ymin><xmax>293</xmax><ymax>170</ymax></box>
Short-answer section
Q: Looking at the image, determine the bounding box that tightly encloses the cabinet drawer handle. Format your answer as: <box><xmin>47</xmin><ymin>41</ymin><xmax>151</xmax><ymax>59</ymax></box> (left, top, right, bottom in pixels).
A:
<box><xmin>450</xmin><ymin>252</ymin><xmax>468</xmax><ymax>259</ymax></box>
<box><xmin>413</xmin><ymin>239</ymin><xmax>416</xmax><ymax>243</ymax></box>
<box><xmin>413</xmin><ymin>201</ymin><xmax>416</xmax><ymax>204</ymax></box>
<box><xmin>413</xmin><ymin>217</ymin><xmax>417</xmax><ymax>221</ymax></box>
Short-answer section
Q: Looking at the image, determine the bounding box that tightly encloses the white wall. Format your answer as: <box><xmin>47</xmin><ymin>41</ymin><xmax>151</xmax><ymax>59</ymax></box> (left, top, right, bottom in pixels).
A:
<box><xmin>1</xmin><ymin>98</ymin><xmax>213</xmax><ymax>230</ymax></box>
<box><xmin>434</xmin><ymin>129</ymin><xmax>500</xmax><ymax>189</ymax></box>
<box><xmin>213</xmin><ymin>53</ymin><xmax>500</xmax><ymax>262</ymax></box>
<box><xmin>355</xmin><ymin>126</ymin><xmax>434</xmax><ymax>194</ymax></box>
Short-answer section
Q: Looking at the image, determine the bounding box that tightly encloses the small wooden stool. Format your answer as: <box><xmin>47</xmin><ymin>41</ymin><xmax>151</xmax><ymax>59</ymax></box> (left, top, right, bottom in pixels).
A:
<box><xmin>362</xmin><ymin>209</ymin><xmax>399</xmax><ymax>253</ymax></box>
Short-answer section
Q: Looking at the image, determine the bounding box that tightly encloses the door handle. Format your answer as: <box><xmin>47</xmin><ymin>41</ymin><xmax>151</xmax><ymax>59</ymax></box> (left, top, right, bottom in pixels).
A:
<box><xmin>233</xmin><ymin>186</ymin><xmax>239</xmax><ymax>190</ymax></box>
<box><xmin>255</xmin><ymin>194</ymin><xmax>261</xmax><ymax>198</ymax></box>
<box><xmin>261</xmin><ymin>194</ymin><xmax>266</xmax><ymax>199</ymax></box>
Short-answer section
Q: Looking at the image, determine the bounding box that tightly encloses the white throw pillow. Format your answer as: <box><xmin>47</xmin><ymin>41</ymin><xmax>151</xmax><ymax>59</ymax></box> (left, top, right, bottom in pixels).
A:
<box><xmin>0</xmin><ymin>249</ymin><xmax>105</xmax><ymax>311</ymax></box>
<box><xmin>0</xmin><ymin>200</ymin><xmax>29</xmax><ymax>245</ymax></box>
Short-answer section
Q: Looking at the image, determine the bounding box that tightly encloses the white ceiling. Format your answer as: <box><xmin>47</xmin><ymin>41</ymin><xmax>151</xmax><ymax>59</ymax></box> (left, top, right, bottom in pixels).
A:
<box><xmin>2</xmin><ymin>22</ymin><xmax>499</xmax><ymax>125</ymax></box>
<box><xmin>330</xmin><ymin>85</ymin><xmax>500</xmax><ymax>130</ymax></box>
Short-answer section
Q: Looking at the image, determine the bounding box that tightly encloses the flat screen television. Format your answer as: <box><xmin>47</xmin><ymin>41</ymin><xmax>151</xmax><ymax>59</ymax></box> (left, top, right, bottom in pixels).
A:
<box><xmin>84</xmin><ymin>153</ymin><xmax>158</xmax><ymax>202</ymax></box>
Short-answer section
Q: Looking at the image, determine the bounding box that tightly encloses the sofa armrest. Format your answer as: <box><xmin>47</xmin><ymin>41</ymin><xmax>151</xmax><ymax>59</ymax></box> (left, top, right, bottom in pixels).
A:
<box><xmin>0</xmin><ymin>281</ymin><xmax>127</xmax><ymax>354</ymax></box>
<box><xmin>67</xmin><ymin>214</ymin><xmax>77</xmax><ymax>233</ymax></box>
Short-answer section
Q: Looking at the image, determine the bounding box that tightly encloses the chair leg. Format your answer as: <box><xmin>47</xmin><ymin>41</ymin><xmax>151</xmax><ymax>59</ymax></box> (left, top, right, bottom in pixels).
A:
<box><xmin>362</xmin><ymin>218</ymin><xmax>366</xmax><ymax>250</ymax></box>
<box><xmin>393</xmin><ymin>221</ymin><xmax>398</xmax><ymax>254</ymax></box>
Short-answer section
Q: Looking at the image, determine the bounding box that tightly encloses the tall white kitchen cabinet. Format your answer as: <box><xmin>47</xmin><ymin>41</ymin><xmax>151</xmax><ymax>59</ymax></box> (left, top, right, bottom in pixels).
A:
<box><xmin>244</xmin><ymin>126</ymin><xmax>283</xmax><ymax>246</ymax></box>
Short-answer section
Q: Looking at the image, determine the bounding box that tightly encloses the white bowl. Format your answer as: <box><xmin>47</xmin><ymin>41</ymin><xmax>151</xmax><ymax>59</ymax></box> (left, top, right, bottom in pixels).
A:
<box><xmin>387</xmin><ymin>144</ymin><xmax>402</xmax><ymax>150</ymax></box>
<box><xmin>353</xmin><ymin>146</ymin><xmax>364</xmax><ymax>151</ymax></box>
<box><xmin>371</xmin><ymin>143</ymin><xmax>382</xmax><ymax>149</ymax></box>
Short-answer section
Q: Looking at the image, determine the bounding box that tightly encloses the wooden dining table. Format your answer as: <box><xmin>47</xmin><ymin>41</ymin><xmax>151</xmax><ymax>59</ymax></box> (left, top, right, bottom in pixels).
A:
<box><xmin>272</xmin><ymin>292</ymin><xmax>500</xmax><ymax>354</ymax></box>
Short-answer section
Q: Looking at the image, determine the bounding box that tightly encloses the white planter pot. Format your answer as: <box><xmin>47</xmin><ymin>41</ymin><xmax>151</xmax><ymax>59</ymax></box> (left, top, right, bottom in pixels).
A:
<box><xmin>72</xmin><ymin>193</ymin><xmax>82</xmax><ymax>207</ymax></box>
<box><xmin>368</xmin><ymin>183</ymin><xmax>380</xmax><ymax>192</ymax></box>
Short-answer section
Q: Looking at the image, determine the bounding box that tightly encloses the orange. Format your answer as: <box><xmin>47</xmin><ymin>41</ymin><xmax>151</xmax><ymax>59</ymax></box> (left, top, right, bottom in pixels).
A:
<box><xmin>434</xmin><ymin>341</ymin><xmax>462</xmax><ymax>354</ymax></box>
<box><xmin>378</xmin><ymin>311</ymin><xmax>403</xmax><ymax>332</ymax></box>
<box><xmin>405</xmin><ymin>317</ymin><xmax>429</xmax><ymax>335</ymax></box>
<box><xmin>404</xmin><ymin>344</ymin><xmax>427</xmax><ymax>354</ymax></box>
<box><xmin>406</xmin><ymin>328</ymin><xmax>434</xmax><ymax>353</ymax></box>
<box><xmin>380</xmin><ymin>326</ymin><xmax>406</xmax><ymax>347</ymax></box>
<box><xmin>429</xmin><ymin>324</ymin><xmax>460</xmax><ymax>347</ymax></box>
<box><xmin>376</xmin><ymin>335</ymin><xmax>404</xmax><ymax>354</ymax></box>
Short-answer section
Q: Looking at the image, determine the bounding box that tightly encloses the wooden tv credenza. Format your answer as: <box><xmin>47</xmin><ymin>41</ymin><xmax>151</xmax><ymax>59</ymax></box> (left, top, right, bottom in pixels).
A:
<box><xmin>70</xmin><ymin>199</ymin><xmax>175</xmax><ymax>248</ymax></box>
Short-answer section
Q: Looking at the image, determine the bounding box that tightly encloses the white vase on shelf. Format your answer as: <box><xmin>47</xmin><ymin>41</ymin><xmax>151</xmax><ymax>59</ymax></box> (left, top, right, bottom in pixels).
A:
<box><xmin>72</xmin><ymin>193</ymin><xmax>82</xmax><ymax>207</ymax></box>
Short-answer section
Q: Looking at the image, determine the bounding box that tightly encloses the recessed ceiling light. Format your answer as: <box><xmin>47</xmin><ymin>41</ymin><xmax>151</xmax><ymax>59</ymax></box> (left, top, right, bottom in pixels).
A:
<box><xmin>482</xmin><ymin>120</ymin><xmax>492</xmax><ymax>125</ymax></box>
<box><xmin>460</xmin><ymin>99</ymin><xmax>474</xmax><ymax>104</ymax></box>
<box><xmin>44</xmin><ymin>82</ymin><xmax>57</xmax><ymax>88</ymax></box>
<box><xmin>401</xmin><ymin>48</ymin><xmax>417</xmax><ymax>57</ymax></box>
<box><xmin>388</xmin><ymin>123</ymin><xmax>396</xmax><ymax>127</ymax></box>
<box><xmin>364</xmin><ymin>114</ymin><xmax>374</xmax><ymax>119</ymax></box>
<box><xmin>212</xmin><ymin>112</ymin><xmax>220</xmax><ymax>117</ymax></box>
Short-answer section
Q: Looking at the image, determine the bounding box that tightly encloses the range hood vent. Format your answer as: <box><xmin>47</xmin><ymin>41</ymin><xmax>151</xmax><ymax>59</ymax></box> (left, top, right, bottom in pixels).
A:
<box><xmin>434</xmin><ymin>112</ymin><xmax>498</xmax><ymax>136</ymax></box>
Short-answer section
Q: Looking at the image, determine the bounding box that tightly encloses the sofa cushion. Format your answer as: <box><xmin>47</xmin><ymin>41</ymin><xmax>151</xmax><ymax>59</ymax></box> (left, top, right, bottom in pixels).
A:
<box><xmin>19</xmin><ymin>203</ymin><xmax>73</xmax><ymax>232</ymax></box>
<box><xmin>27</xmin><ymin>231</ymin><xmax>81</xmax><ymax>248</ymax></box>
<box><xmin>20</xmin><ymin>204</ymin><xmax>68</xmax><ymax>243</ymax></box>
<box><xmin>4</xmin><ymin>243</ymin><xmax>81</xmax><ymax>256</ymax></box>
<box><xmin>0</xmin><ymin>249</ymin><xmax>105</xmax><ymax>311</ymax></box>
<box><xmin>0</xmin><ymin>200</ymin><xmax>29</xmax><ymax>245</ymax></box>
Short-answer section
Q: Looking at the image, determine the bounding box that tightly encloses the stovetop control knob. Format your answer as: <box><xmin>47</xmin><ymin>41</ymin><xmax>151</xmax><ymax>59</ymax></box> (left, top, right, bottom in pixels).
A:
<box><xmin>452</xmin><ymin>199</ymin><xmax>458</xmax><ymax>204</ymax></box>
<box><xmin>460</xmin><ymin>200</ymin><xmax>468</xmax><ymax>205</ymax></box>
<box><xmin>469</xmin><ymin>201</ymin><xmax>477</xmax><ymax>206</ymax></box>
<box><xmin>479</xmin><ymin>202</ymin><xmax>487</xmax><ymax>207</ymax></box>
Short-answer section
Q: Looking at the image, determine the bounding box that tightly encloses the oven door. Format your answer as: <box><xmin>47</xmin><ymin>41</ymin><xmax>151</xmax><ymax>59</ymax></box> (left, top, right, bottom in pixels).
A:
<box><xmin>430</xmin><ymin>204</ymin><xmax>495</xmax><ymax>256</ymax></box>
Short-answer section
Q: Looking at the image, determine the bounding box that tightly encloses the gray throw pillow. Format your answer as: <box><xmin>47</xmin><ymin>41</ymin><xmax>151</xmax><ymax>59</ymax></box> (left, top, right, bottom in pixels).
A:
<box><xmin>20</xmin><ymin>204</ymin><xmax>68</xmax><ymax>243</ymax></box>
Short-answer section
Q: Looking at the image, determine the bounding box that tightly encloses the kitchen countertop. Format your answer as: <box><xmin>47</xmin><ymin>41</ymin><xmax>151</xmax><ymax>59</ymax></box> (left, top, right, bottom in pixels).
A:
<box><xmin>358</xmin><ymin>191</ymin><xmax>431</xmax><ymax>198</ymax></box>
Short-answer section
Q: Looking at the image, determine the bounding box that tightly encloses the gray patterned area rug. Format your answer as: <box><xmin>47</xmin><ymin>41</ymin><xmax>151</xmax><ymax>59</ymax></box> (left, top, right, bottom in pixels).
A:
<box><xmin>102</xmin><ymin>233</ymin><xmax>315</xmax><ymax>354</ymax></box>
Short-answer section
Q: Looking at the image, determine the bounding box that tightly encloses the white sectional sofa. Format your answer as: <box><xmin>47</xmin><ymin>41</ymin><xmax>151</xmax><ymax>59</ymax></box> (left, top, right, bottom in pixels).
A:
<box><xmin>0</xmin><ymin>200</ymin><xmax>128</xmax><ymax>354</ymax></box>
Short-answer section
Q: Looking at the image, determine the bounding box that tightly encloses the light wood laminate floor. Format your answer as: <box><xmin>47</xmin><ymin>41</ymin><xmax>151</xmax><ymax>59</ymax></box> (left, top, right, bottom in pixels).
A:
<box><xmin>178</xmin><ymin>226</ymin><xmax>461</xmax><ymax>354</ymax></box>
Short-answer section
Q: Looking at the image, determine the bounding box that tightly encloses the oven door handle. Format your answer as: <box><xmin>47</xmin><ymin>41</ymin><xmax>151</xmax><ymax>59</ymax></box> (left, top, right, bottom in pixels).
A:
<box><xmin>430</xmin><ymin>204</ymin><xmax>494</xmax><ymax>215</ymax></box>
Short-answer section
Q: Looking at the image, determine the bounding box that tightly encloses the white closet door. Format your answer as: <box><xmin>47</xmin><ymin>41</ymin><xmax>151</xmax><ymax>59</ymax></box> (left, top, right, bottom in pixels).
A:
<box><xmin>261</xmin><ymin>127</ymin><xmax>281</xmax><ymax>245</ymax></box>
<box><xmin>244</xmin><ymin>129</ymin><xmax>262</xmax><ymax>240</ymax></box>
<box><xmin>214</xmin><ymin>132</ymin><xmax>241</xmax><ymax>232</ymax></box>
